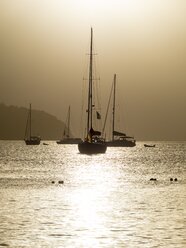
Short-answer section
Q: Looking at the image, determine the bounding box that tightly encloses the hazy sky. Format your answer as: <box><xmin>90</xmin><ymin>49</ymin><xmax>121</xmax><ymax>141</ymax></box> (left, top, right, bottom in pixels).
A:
<box><xmin>0</xmin><ymin>0</ymin><xmax>186</xmax><ymax>140</ymax></box>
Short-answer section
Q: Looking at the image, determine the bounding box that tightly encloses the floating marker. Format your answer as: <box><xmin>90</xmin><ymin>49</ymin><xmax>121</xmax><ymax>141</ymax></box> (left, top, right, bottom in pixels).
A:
<box><xmin>58</xmin><ymin>180</ymin><xmax>64</xmax><ymax>184</ymax></box>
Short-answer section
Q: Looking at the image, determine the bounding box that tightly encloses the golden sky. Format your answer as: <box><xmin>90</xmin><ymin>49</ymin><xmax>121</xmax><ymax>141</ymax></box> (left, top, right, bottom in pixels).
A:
<box><xmin>0</xmin><ymin>0</ymin><xmax>186</xmax><ymax>140</ymax></box>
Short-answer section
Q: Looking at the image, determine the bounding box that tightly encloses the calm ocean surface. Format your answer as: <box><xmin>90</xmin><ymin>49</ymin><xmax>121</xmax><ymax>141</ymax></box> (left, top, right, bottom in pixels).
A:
<box><xmin>0</xmin><ymin>141</ymin><xmax>185</xmax><ymax>248</ymax></box>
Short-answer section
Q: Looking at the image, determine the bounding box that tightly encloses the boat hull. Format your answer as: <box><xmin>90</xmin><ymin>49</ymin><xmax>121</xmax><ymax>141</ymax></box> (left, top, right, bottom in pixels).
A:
<box><xmin>106</xmin><ymin>140</ymin><xmax>136</xmax><ymax>147</ymax></box>
<box><xmin>25</xmin><ymin>137</ymin><xmax>41</xmax><ymax>145</ymax></box>
<box><xmin>25</xmin><ymin>140</ymin><xmax>40</xmax><ymax>145</ymax></box>
<box><xmin>78</xmin><ymin>141</ymin><xmax>107</xmax><ymax>154</ymax></box>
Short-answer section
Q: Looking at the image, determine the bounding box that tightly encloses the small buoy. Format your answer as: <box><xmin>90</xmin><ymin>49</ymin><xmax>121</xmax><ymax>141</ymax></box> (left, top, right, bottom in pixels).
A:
<box><xmin>51</xmin><ymin>181</ymin><xmax>55</xmax><ymax>184</ymax></box>
<box><xmin>170</xmin><ymin>178</ymin><xmax>173</xmax><ymax>181</ymax></box>
<box><xmin>150</xmin><ymin>178</ymin><xmax>156</xmax><ymax>181</ymax></box>
<box><xmin>58</xmin><ymin>180</ymin><xmax>64</xmax><ymax>184</ymax></box>
<box><xmin>174</xmin><ymin>178</ymin><xmax>177</xmax><ymax>181</ymax></box>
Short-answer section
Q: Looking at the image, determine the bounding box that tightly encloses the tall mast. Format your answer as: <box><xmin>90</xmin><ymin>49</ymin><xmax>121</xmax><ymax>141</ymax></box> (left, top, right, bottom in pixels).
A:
<box><xmin>67</xmin><ymin>105</ymin><xmax>70</xmax><ymax>138</ymax></box>
<box><xmin>112</xmin><ymin>74</ymin><xmax>116</xmax><ymax>141</ymax></box>
<box><xmin>29</xmin><ymin>103</ymin><xmax>31</xmax><ymax>139</ymax></box>
<box><xmin>87</xmin><ymin>27</ymin><xmax>93</xmax><ymax>135</ymax></box>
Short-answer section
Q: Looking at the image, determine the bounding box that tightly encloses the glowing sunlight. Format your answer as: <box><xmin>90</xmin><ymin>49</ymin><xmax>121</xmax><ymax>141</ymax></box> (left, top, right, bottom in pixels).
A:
<box><xmin>67</xmin><ymin>161</ymin><xmax>114</xmax><ymax>245</ymax></box>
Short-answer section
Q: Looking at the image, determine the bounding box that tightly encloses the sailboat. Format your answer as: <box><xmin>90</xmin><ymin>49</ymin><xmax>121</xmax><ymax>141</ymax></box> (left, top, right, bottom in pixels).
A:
<box><xmin>78</xmin><ymin>28</ymin><xmax>107</xmax><ymax>154</ymax></box>
<box><xmin>56</xmin><ymin>105</ymin><xmax>81</xmax><ymax>144</ymax></box>
<box><xmin>24</xmin><ymin>103</ymin><xmax>41</xmax><ymax>145</ymax></box>
<box><xmin>105</xmin><ymin>74</ymin><xmax>136</xmax><ymax>147</ymax></box>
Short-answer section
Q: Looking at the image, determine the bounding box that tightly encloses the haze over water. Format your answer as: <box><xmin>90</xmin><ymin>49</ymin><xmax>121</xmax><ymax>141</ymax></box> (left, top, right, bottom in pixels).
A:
<box><xmin>1</xmin><ymin>0</ymin><xmax>186</xmax><ymax>141</ymax></box>
<box><xmin>0</xmin><ymin>141</ymin><xmax>185</xmax><ymax>247</ymax></box>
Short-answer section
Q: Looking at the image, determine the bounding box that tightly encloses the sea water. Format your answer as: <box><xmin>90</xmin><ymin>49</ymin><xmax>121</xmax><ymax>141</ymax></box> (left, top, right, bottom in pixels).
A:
<box><xmin>0</xmin><ymin>141</ymin><xmax>185</xmax><ymax>248</ymax></box>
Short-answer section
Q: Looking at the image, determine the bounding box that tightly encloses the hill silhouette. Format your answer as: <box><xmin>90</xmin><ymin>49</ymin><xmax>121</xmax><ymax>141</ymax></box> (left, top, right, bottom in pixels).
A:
<box><xmin>0</xmin><ymin>103</ymin><xmax>66</xmax><ymax>140</ymax></box>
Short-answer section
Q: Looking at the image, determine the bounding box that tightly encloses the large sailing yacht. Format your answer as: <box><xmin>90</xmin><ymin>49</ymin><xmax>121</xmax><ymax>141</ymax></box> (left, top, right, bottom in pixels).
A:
<box><xmin>78</xmin><ymin>28</ymin><xmax>107</xmax><ymax>154</ymax></box>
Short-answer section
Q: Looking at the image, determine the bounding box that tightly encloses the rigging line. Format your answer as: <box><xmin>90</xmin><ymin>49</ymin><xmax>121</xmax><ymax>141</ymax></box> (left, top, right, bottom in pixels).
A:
<box><xmin>93</xmin><ymin>44</ymin><xmax>102</xmax><ymax>112</ymax></box>
<box><xmin>80</xmin><ymin>78</ymin><xmax>86</xmax><ymax>138</ymax></box>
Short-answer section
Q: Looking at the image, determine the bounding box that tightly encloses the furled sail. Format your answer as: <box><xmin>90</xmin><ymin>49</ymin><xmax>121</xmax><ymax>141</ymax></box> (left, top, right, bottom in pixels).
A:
<box><xmin>113</xmin><ymin>131</ymin><xmax>126</xmax><ymax>136</ymax></box>
<box><xmin>89</xmin><ymin>127</ymin><xmax>101</xmax><ymax>136</ymax></box>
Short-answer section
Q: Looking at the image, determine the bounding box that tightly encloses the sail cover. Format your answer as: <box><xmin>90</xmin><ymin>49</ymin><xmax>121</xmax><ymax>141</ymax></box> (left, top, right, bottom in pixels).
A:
<box><xmin>89</xmin><ymin>127</ymin><xmax>101</xmax><ymax>136</ymax></box>
<box><xmin>113</xmin><ymin>131</ymin><xmax>126</xmax><ymax>136</ymax></box>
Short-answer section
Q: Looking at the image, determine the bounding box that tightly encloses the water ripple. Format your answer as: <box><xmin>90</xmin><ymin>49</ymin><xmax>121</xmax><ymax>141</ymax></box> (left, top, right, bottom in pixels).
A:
<box><xmin>0</xmin><ymin>141</ymin><xmax>185</xmax><ymax>248</ymax></box>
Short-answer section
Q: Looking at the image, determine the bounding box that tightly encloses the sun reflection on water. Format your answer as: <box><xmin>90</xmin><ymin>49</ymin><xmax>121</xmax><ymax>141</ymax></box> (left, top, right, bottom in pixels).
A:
<box><xmin>68</xmin><ymin>159</ymin><xmax>114</xmax><ymax>246</ymax></box>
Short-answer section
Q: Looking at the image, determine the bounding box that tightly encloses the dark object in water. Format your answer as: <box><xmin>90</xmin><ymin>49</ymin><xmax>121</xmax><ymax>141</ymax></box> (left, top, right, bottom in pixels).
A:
<box><xmin>58</xmin><ymin>180</ymin><xmax>64</xmax><ymax>184</ymax></box>
<box><xmin>144</xmin><ymin>144</ymin><xmax>155</xmax><ymax>147</ymax></box>
<box><xmin>43</xmin><ymin>143</ymin><xmax>49</xmax><ymax>145</ymax></box>
<box><xmin>150</xmin><ymin>178</ymin><xmax>157</xmax><ymax>181</ymax></box>
<box><xmin>174</xmin><ymin>178</ymin><xmax>177</xmax><ymax>181</ymax></box>
<box><xmin>170</xmin><ymin>178</ymin><xmax>173</xmax><ymax>181</ymax></box>
<box><xmin>51</xmin><ymin>181</ymin><xmax>55</xmax><ymax>184</ymax></box>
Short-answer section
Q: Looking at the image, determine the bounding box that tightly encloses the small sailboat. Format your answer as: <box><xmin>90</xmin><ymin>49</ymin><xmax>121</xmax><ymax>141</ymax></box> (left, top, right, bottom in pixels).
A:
<box><xmin>56</xmin><ymin>105</ymin><xmax>81</xmax><ymax>144</ymax></box>
<box><xmin>24</xmin><ymin>103</ymin><xmax>41</xmax><ymax>145</ymax></box>
<box><xmin>78</xmin><ymin>28</ymin><xmax>107</xmax><ymax>154</ymax></box>
<box><xmin>104</xmin><ymin>74</ymin><xmax>136</xmax><ymax>147</ymax></box>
